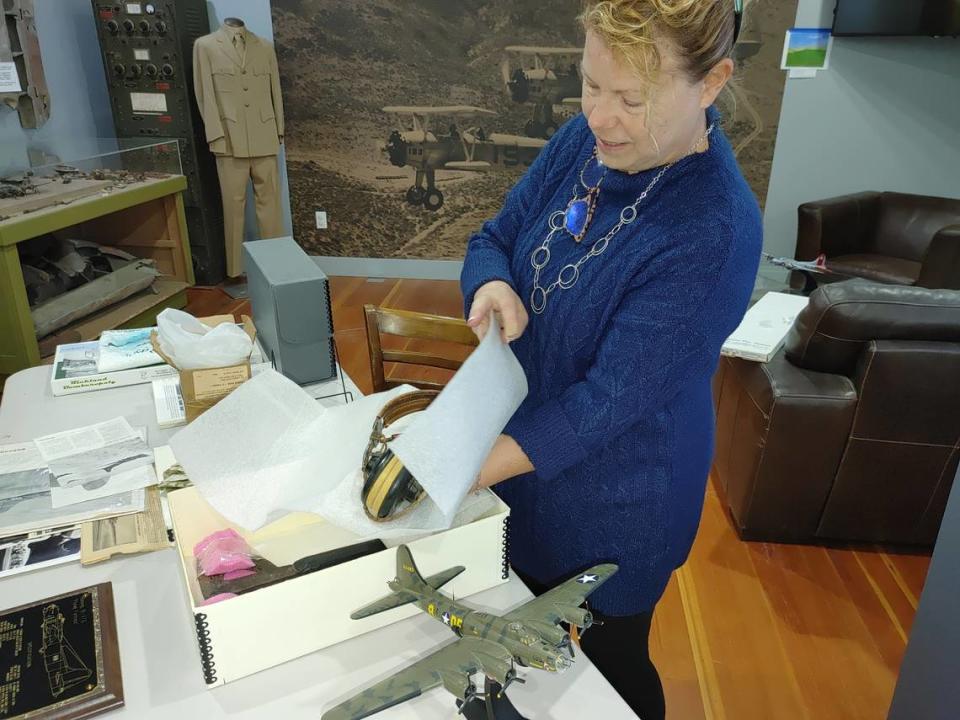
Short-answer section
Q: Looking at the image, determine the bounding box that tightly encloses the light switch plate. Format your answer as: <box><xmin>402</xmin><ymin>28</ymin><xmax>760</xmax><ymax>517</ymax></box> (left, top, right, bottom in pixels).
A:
<box><xmin>315</xmin><ymin>211</ymin><xmax>328</xmax><ymax>229</ymax></box>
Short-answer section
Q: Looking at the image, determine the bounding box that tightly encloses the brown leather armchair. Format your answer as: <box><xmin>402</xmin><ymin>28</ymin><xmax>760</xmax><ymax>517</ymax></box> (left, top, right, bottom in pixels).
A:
<box><xmin>797</xmin><ymin>192</ymin><xmax>960</xmax><ymax>289</ymax></box>
<box><xmin>713</xmin><ymin>281</ymin><xmax>960</xmax><ymax>545</ymax></box>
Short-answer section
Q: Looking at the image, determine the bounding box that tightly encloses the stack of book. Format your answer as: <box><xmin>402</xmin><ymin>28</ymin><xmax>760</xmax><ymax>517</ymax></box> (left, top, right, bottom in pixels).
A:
<box><xmin>722</xmin><ymin>291</ymin><xmax>811</xmax><ymax>363</ymax></box>
<box><xmin>50</xmin><ymin>326</ymin><xmax>269</xmax><ymax>396</ymax></box>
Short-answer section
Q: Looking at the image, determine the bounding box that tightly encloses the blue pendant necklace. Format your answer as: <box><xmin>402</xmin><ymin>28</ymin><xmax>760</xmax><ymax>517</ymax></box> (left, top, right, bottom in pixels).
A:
<box><xmin>530</xmin><ymin>123</ymin><xmax>715</xmax><ymax>315</ymax></box>
<box><xmin>564</xmin><ymin>148</ymin><xmax>607</xmax><ymax>243</ymax></box>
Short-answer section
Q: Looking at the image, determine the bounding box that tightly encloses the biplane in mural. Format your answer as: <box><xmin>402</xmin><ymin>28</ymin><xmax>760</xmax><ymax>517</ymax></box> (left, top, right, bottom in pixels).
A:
<box><xmin>382</xmin><ymin>105</ymin><xmax>546</xmax><ymax>211</ymax></box>
<box><xmin>500</xmin><ymin>46</ymin><xmax>583</xmax><ymax>138</ymax></box>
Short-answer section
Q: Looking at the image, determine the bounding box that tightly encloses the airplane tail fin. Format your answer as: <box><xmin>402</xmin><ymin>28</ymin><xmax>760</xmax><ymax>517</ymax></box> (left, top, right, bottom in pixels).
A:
<box><xmin>394</xmin><ymin>544</ymin><xmax>429</xmax><ymax>592</ymax></box>
<box><xmin>350</xmin><ymin>545</ymin><xmax>465</xmax><ymax>620</ymax></box>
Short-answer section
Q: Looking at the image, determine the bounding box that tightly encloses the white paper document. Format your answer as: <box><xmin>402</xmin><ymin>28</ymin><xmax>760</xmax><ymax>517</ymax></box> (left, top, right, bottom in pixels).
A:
<box><xmin>0</xmin><ymin>441</ymin><xmax>145</xmax><ymax>537</ymax></box>
<box><xmin>0</xmin><ymin>62</ymin><xmax>21</xmax><ymax>93</ymax></box>
<box><xmin>35</xmin><ymin>418</ymin><xmax>155</xmax><ymax>508</ymax></box>
<box><xmin>0</xmin><ymin>525</ymin><xmax>82</xmax><ymax>578</ymax></box>
<box><xmin>722</xmin><ymin>292</ymin><xmax>811</xmax><ymax>362</ymax></box>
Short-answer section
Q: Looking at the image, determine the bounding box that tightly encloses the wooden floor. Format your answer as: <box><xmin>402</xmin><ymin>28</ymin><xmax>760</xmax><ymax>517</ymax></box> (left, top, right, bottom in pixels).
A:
<box><xmin>188</xmin><ymin>278</ymin><xmax>930</xmax><ymax>720</ymax></box>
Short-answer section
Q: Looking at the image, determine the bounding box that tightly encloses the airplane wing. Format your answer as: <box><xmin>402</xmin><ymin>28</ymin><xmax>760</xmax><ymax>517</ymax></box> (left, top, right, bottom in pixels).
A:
<box><xmin>487</xmin><ymin>133</ymin><xmax>548</xmax><ymax>149</ymax></box>
<box><xmin>321</xmin><ymin>636</ymin><xmax>510</xmax><ymax>720</ymax></box>
<box><xmin>505</xmin><ymin>45</ymin><xmax>582</xmax><ymax>55</ymax></box>
<box><xmin>382</xmin><ymin>105</ymin><xmax>496</xmax><ymax>117</ymax></box>
<box><xmin>444</xmin><ymin>161</ymin><xmax>491</xmax><ymax>171</ymax></box>
<box><xmin>503</xmin><ymin>564</ymin><xmax>618</xmax><ymax>624</ymax></box>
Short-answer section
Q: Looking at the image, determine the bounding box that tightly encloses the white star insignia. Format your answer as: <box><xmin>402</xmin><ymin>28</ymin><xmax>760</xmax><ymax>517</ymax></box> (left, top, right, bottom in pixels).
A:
<box><xmin>442</xmin><ymin>612</ymin><xmax>451</xmax><ymax>625</ymax></box>
<box><xmin>576</xmin><ymin>573</ymin><xmax>598</xmax><ymax>584</ymax></box>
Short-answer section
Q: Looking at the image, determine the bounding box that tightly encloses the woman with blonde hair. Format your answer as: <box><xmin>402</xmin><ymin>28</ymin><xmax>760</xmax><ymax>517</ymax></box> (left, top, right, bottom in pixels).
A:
<box><xmin>462</xmin><ymin>1</ymin><xmax>757</xmax><ymax>716</ymax></box>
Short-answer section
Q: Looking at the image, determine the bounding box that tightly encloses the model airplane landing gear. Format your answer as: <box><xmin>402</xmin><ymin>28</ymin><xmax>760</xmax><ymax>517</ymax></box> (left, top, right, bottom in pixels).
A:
<box><xmin>405</xmin><ymin>186</ymin><xmax>424</xmax><ymax>205</ymax></box>
<box><xmin>456</xmin><ymin>678</ymin><xmax>529</xmax><ymax>720</ymax></box>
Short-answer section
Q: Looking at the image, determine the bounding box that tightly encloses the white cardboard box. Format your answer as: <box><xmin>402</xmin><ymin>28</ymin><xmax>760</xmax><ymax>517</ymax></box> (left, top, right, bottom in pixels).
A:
<box><xmin>50</xmin><ymin>337</ymin><xmax>269</xmax><ymax>396</ymax></box>
<box><xmin>167</xmin><ymin>486</ymin><xmax>511</xmax><ymax>687</ymax></box>
<box><xmin>722</xmin><ymin>291</ymin><xmax>810</xmax><ymax>363</ymax></box>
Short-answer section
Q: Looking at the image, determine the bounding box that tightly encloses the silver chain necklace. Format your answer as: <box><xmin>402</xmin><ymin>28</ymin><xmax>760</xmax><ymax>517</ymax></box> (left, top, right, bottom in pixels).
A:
<box><xmin>530</xmin><ymin>123</ymin><xmax>715</xmax><ymax>315</ymax></box>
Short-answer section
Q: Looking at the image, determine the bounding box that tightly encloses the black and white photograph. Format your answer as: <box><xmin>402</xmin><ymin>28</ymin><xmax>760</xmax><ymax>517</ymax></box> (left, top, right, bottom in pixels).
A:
<box><xmin>0</xmin><ymin>526</ymin><xmax>82</xmax><ymax>578</ymax></box>
<box><xmin>0</xmin><ymin>486</ymin><xmax>145</xmax><ymax>538</ymax></box>
<box><xmin>0</xmin><ymin>466</ymin><xmax>52</xmax><ymax>503</ymax></box>
<box><xmin>272</xmin><ymin>0</ymin><xmax>797</xmax><ymax>260</ymax></box>
<box><xmin>45</xmin><ymin>437</ymin><xmax>154</xmax><ymax>508</ymax></box>
<box><xmin>34</xmin><ymin>418</ymin><xmax>156</xmax><ymax>508</ymax></box>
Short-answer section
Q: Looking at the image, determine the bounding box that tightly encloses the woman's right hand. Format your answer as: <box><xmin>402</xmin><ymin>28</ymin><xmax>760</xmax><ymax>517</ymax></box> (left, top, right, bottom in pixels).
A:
<box><xmin>467</xmin><ymin>280</ymin><xmax>529</xmax><ymax>343</ymax></box>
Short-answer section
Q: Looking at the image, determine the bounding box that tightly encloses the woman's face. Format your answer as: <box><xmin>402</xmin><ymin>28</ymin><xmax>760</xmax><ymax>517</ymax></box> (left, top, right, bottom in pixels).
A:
<box><xmin>580</xmin><ymin>30</ymin><xmax>709</xmax><ymax>174</ymax></box>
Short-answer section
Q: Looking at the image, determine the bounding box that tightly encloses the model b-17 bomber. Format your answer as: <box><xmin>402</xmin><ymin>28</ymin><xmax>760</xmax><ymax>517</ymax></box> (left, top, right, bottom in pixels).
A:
<box><xmin>382</xmin><ymin>105</ymin><xmax>546</xmax><ymax>211</ymax></box>
<box><xmin>322</xmin><ymin>544</ymin><xmax>617</xmax><ymax>720</ymax></box>
<box><xmin>501</xmin><ymin>46</ymin><xmax>583</xmax><ymax>139</ymax></box>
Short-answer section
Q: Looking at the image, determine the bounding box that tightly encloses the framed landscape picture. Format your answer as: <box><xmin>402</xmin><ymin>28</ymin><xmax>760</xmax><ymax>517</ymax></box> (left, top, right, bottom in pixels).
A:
<box><xmin>781</xmin><ymin>28</ymin><xmax>833</xmax><ymax>70</ymax></box>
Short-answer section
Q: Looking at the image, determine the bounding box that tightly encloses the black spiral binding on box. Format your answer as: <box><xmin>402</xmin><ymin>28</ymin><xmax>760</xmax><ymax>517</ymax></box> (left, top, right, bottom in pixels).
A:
<box><xmin>323</xmin><ymin>280</ymin><xmax>337</xmax><ymax>374</ymax></box>
<box><xmin>501</xmin><ymin>516</ymin><xmax>511</xmax><ymax>580</ymax></box>
<box><xmin>194</xmin><ymin>613</ymin><xmax>217</xmax><ymax>685</ymax></box>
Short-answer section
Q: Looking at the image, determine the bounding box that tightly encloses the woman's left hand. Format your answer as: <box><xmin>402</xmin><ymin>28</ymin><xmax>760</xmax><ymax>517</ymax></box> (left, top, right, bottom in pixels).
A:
<box><xmin>472</xmin><ymin>435</ymin><xmax>534</xmax><ymax>491</ymax></box>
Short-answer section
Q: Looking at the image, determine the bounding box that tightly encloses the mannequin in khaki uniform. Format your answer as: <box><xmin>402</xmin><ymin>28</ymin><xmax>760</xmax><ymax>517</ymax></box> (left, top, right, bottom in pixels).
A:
<box><xmin>193</xmin><ymin>18</ymin><xmax>285</xmax><ymax>277</ymax></box>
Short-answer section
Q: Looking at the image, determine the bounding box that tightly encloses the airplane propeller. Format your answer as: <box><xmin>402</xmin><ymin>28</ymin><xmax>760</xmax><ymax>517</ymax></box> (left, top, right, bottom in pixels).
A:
<box><xmin>508</xmin><ymin>68</ymin><xmax>530</xmax><ymax>103</ymax></box>
<box><xmin>497</xmin><ymin>664</ymin><xmax>527</xmax><ymax>698</ymax></box>
<box><xmin>559</xmin><ymin>633</ymin><xmax>575</xmax><ymax>659</ymax></box>
<box><xmin>457</xmin><ymin>681</ymin><xmax>484</xmax><ymax>715</ymax></box>
<box><xmin>384</xmin><ymin>130</ymin><xmax>407</xmax><ymax>168</ymax></box>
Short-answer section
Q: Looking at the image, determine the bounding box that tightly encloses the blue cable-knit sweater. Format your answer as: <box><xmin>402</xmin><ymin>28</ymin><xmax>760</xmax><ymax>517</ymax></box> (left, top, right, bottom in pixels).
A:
<box><xmin>460</xmin><ymin>106</ymin><xmax>762</xmax><ymax>615</ymax></box>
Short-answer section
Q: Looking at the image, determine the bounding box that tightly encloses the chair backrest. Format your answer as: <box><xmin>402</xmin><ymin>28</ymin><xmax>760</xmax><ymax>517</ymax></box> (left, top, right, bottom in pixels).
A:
<box><xmin>874</xmin><ymin>192</ymin><xmax>960</xmax><ymax>261</ymax></box>
<box><xmin>784</xmin><ymin>280</ymin><xmax>960</xmax><ymax>376</ymax></box>
<box><xmin>363</xmin><ymin>304</ymin><xmax>479</xmax><ymax>393</ymax></box>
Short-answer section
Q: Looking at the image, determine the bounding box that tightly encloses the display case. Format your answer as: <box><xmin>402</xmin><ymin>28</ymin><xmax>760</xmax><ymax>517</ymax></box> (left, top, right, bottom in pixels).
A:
<box><xmin>0</xmin><ymin>139</ymin><xmax>194</xmax><ymax>380</ymax></box>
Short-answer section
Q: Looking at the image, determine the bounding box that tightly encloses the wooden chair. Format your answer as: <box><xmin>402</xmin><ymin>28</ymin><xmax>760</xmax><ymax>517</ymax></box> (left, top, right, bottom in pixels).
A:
<box><xmin>363</xmin><ymin>304</ymin><xmax>479</xmax><ymax>392</ymax></box>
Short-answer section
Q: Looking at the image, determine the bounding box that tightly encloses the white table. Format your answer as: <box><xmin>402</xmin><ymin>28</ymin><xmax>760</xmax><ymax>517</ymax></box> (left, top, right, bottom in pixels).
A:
<box><xmin>0</xmin><ymin>366</ymin><xmax>636</xmax><ymax>719</ymax></box>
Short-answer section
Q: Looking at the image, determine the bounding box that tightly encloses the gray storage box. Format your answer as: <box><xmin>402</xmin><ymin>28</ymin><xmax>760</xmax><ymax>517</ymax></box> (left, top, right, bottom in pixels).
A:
<box><xmin>244</xmin><ymin>237</ymin><xmax>335</xmax><ymax>384</ymax></box>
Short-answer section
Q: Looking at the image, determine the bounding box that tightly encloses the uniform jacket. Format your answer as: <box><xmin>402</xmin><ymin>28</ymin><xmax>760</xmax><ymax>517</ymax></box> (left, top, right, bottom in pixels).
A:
<box><xmin>193</xmin><ymin>25</ymin><xmax>285</xmax><ymax>158</ymax></box>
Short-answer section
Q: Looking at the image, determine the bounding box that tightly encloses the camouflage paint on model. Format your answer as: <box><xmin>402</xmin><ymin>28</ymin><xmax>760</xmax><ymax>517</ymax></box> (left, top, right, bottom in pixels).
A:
<box><xmin>322</xmin><ymin>544</ymin><xmax>617</xmax><ymax>720</ymax></box>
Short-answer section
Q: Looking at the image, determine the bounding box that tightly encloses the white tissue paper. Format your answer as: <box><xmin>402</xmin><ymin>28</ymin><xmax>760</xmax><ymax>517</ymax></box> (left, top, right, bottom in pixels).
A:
<box><xmin>156</xmin><ymin>307</ymin><xmax>253</xmax><ymax>370</ymax></box>
<box><xmin>170</xmin><ymin>319</ymin><xmax>527</xmax><ymax>537</ymax></box>
<box><xmin>390</xmin><ymin>316</ymin><xmax>528</xmax><ymax>523</ymax></box>
<box><xmin>169</xmin><ymin>370</ymin><xmax>410</xmax><ymax>529</ymax></box>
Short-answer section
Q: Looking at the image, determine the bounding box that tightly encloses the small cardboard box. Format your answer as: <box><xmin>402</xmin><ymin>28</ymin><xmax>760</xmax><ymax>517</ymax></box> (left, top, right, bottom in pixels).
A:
<box><xmin>151</xmin><ymin>314</ymin><xmax>258</xmax><ymax>423</ymax></box>
<box><xmin>167</xmin><ymin>486</ymin><xmax>511</xmax><ymax>686</ymax></box>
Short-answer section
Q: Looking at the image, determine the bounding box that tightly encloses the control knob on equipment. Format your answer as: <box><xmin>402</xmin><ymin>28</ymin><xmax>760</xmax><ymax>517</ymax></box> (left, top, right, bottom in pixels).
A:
<box><xmin>113</xmin><ymin>63</ymin><xmax>125</xmax><ymax>77</ymax></box>
<box><xmin>155</xmin><ymin>21</ymin><xmax>167</xmax><ymax>35</ymax></box>
<box><xmin>122</xmin><ymin>19</ymin><xmax>135</xmax><ymax>33</ymax></box>
<box><xmin>106</xmin><ymin>19</ymin><xmax>119</xmax><ymax>34</ymax></box>
<box><xmin>128</xmin><ymin>64</ymin><xmax>143</xmax><ymax>79</ymax></box>
<box><xmin>161</xmin><ymin>63</ymin><xmax>174</xmax><ymax>77</ymax></box>
<box><xmin>139</xmin><ymin>20</ymin><xmax>150</xmax><ymax>34</ymax></box>
<box><xmin>145</xmin><ymin>64</ymin><xmax>158</xmax><ymax>77</ymax></box>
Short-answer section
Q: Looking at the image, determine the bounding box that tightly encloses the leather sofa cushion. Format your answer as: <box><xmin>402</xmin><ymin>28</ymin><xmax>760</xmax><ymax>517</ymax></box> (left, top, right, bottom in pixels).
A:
<box><xmin>827</xmin><ymin>253</ymin><xmax>919</xmax><ymax>285</ymax></box>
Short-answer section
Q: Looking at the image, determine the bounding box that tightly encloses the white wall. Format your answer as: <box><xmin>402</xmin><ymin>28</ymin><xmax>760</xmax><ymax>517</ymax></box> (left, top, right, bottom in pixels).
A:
<box><xmin>762</xmin><ymin>0</ymin><xmax>960</xmax><ymax>258</ymax></box>
<box><xmin>0</xmin><ymin>0</ymin><xmax>115</xmax><ymax>174</ymax></box>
